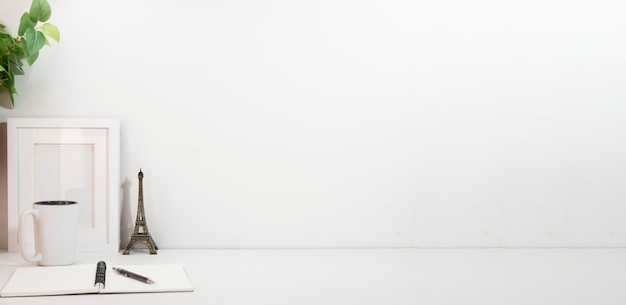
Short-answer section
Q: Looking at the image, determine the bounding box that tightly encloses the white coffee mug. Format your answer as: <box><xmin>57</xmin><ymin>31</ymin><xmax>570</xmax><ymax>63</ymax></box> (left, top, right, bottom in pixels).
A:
<box><xmin>19</xmin><ymin>201</ymin><xmax>79</xmax><ymax>266</ymax></box>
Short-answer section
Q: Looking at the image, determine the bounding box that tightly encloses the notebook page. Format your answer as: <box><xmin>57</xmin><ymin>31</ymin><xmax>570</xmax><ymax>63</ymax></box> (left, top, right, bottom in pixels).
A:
<box><xmin>1</xmin><ymin>264</ymin><xmax>99</xmax><ymax>297</ymax></box>
<box><xmin>102</xmin><ymin>264</ymin><xmax>193</xmax><ymax>294</ymax></box>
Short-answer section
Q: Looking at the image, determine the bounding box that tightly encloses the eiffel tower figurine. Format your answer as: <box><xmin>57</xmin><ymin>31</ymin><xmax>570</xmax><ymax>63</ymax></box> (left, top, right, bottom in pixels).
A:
<box><xmin>123</xmin><ymin>169</ymin><xmax>158</xmax><ymax>254</ymax></box>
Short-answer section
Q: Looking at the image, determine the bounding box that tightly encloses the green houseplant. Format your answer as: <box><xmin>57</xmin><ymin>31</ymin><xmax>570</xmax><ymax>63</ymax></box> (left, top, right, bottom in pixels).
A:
<box><xmin>0</xmin><ymin>0</ymin><xmax>59</xmax><ymax>107</ymax></box>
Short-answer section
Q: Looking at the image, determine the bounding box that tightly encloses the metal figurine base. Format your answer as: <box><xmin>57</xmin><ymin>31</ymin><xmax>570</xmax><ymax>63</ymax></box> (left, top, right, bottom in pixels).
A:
<box><xmin>123</xmin><ymin>169</ymin><xmax>158</xmax><ymax>255</ymax></box>
<box><xmin>123</xmin><ymin>231</ymin><xmax>158</xmax><ymax>255</ymax></box>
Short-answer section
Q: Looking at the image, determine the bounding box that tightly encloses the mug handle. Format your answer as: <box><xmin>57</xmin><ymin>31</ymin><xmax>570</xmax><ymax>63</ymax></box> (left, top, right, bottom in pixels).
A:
<box><xmin>19</xmin><ymin>209</ymin><xmax>42</xmax><ymax>263</ymax></box>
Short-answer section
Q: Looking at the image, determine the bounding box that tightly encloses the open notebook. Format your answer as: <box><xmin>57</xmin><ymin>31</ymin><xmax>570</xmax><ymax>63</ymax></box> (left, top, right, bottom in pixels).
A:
<box><xmin>0</xmin><ymin>262</ymin><xmax>193</xmax><ymax>297</ymax></box>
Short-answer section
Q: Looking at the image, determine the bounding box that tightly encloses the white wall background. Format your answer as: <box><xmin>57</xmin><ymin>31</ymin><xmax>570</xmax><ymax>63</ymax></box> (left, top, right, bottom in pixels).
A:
<box><xmin>0</xmin><ymin>0</ymin><xmax>625</xmax><ymax>248</ymax></box>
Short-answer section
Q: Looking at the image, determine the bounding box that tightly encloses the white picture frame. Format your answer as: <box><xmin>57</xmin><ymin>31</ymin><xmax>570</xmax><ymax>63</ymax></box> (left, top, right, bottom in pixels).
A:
<box><xmin>7</xmin><ymin>118</ymin><xmax>120</xmax><ymax>253</ymax></box>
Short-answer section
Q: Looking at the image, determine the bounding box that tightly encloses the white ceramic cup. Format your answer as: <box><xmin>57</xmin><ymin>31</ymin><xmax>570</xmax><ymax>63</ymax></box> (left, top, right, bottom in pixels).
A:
<box><xmin>19</xmin><ymin>201</ymin><xmax>79</xmax><ymax>266</ymax></box>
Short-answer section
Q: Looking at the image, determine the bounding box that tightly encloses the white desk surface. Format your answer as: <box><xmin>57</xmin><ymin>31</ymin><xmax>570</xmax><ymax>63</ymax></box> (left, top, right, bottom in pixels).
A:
<box><xmin>0</xmin><ymin>248</ymin><xmax>625</xmax><ymax>305</ymax></box>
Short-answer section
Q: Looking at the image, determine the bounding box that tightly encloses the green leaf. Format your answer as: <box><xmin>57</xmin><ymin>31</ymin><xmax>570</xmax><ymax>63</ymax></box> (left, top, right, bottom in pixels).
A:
<box><xmin>26</xmin><ymin>51</ymin><xmax>39</xmax><ymax>65</ymax></box>
<box><xmin>0</xmin><ymin>65</ymin><xmax>5</xmax><ymax>72</ymax></box>
<box><xmin>7</xmin><ymin>68</ymin><xmax>16</xmax><ymax>107</ymax></box>
<box><xmin>0</xmin><ymin>29</ymin><xmax>12</xmax><ymax>39</ymax></box>
<box><xmin>13</xmin><ymin>41</ymin><xmax>26</xmax><ymax>58</ymax></box>
<box><xmin>30</xmin><ymin>0</ymin><xmax>52</xmax><ymax>22</ymax></box>
<box><xmin>35</xmin><ymin>31</ymin><xmax>46</xmax><ymax>52</ymax></box>
<box><xmin>10</xmin><ymin>57</ymin><xmax>24</xmax><ymax>74</ymax></box>
<box><xmin>24</xmin><ymin>28</ymin><xmax>45</xmax><ymax>58</ymax></box>
<box><xmin>18</xmin><ymin>12</ymin><xmax>36</xmax><ymax>36</ymax></box>
<box><xmin>9</xmin><ymin>89</ymin><xmax>16</xmax><ymax>108</ymax></box>
<box><xmin>41</xmin><ymin>23</ymin><xmax>60</xmax><ymax>43</ymax></box>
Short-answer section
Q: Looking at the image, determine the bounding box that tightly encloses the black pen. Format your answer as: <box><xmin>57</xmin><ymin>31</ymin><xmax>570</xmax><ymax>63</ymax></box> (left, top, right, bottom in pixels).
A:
<box><xmin>112</xmin><ymin>267</ymin><xmax>155</xmax><ymax>284</ymax></box>
<box><xmin>95</xmin><ymin>261</ymin><xmax>106</xmax><ymax>289</ymax></box>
